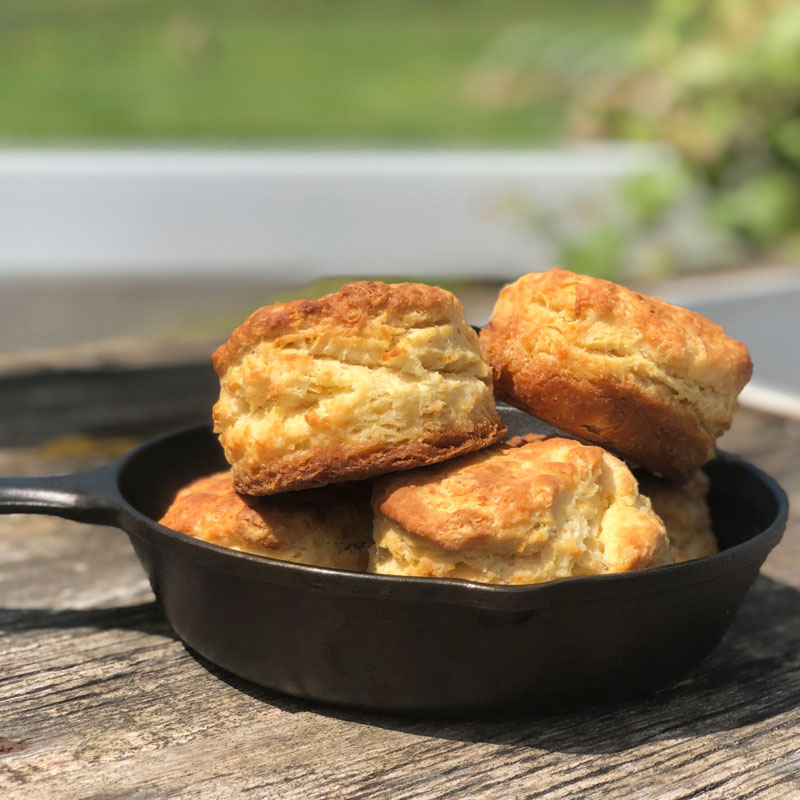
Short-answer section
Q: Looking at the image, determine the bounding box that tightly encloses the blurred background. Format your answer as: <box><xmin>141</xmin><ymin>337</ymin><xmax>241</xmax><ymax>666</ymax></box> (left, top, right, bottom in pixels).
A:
<box><xmin>1</xmin><ymin>0</ymin><xmax>799</xmax><ymax>445</ymax></box>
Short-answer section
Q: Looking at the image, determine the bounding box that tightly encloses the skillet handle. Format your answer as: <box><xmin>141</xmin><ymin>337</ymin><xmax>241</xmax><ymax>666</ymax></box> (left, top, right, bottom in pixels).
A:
<box><xmin>0</xmin><ymin>465</ymin><xmax>123</xmax><ymax>526</ymax></box>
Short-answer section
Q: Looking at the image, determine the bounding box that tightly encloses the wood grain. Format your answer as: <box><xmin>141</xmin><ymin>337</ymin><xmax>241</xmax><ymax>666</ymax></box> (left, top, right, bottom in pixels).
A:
<box><xmin>1</xmin><ymin>408</ymin><xmax>798</xmax><ymax>800</ymax></box>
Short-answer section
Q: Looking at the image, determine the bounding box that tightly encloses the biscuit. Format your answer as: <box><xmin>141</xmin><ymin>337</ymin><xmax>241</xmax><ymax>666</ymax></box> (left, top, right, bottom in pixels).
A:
<box><xmin>159</xmin><ymin>472</ymin><xmax>372</xmax><ymax>570</ymax></box>
<box><xmin>370</xmin><ymin>438</ymin><xmax>673</xmax><ymax>585</ymax></box>
<box><xmin>636</xmin><ymin>470</ymin><xmax>717</xmax><ymax>562</ymax></box>
<box><xmin>213</xmin><ymin>281</ymin><xmax>506</xmax><ymax>494</ymax></box>
<box><xmin>480</xmin><ymin>269</ymin><xmax>752</xmax><ymax>480</ymax></box>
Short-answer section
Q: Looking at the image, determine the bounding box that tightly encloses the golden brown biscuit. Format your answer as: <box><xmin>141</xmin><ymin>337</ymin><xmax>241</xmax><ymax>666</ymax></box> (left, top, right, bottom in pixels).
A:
<box><xmin>159</xmin><ymin>472</ymin><xmax>372</xmax><ymax>570</ymax></box>
<box><xmin>480</xmin><ymin>268</ymin><xmax>752</xmax><ymax>480</ymax></box>
<box><xmin>213</xmin><ymin>281</ymin><xmax>506</xmax><ymax>494</ymax></box>
<box><xmin>636</xmin><ymin>470</ymin><xmax>717</xmax><ymax>562</ymax></box>
<box><xmin>504</xmin><ymin>432</ymin><xmax>549</xmax><ymax>448</ymax></box>
<box><xmin>370</xmin><ymin>438</ymin><xmax>673</xmax><ymax>585</ymax></box>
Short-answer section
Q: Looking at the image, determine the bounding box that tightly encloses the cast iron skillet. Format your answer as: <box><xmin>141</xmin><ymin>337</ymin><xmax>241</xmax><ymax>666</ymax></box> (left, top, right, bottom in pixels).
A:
<box><xmin>0</xmin><ymin>406</ymin><xmax>788</xmax><ymax>715</ymax></box>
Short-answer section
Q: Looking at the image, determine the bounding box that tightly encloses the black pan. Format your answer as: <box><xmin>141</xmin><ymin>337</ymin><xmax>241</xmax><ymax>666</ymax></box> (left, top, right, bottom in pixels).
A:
<box><xmin>0</xmin><ymin>406</ymin><xmax>788</xmax><ymax>715</ymax></box>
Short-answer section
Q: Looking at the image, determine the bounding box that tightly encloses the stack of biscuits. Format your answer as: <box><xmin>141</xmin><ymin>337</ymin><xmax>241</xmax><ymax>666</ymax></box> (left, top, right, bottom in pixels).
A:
<box><xmin>160</xmin><ymin>270</ymin><xmax>751</xmax><ymax>585</ymax></box>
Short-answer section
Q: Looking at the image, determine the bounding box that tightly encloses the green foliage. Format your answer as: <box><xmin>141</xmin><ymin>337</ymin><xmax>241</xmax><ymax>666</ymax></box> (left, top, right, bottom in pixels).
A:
<box><xmin>517</xmin><ymin>197</ymin><xmax>628</xmax><ymax>281</ymax></box>
<box><xmin>0</xmin><ymin>0</ymin><xmax>644</xmax><ymax>142</ymax></box>
<box><xmin>622</xmin><ymin>169</ymin><xmax>689</xmax><ymax>226</ymax></box>
<box><xmin>572</xmin><ymin>0</ymin><xmax>800</xmax><ymax>260</ymax></box>
<box><xmin>561</xmin><ymin>227</ymin><xmax>626</xmax><ymax>280</ymax></box>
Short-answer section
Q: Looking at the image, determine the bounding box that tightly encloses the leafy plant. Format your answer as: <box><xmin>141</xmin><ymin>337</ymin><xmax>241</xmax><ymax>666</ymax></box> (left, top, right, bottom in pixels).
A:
<box><xmin>570</xmin><ymin>0</ymin><xmax>800</xmax><ymax>264</ymax></box>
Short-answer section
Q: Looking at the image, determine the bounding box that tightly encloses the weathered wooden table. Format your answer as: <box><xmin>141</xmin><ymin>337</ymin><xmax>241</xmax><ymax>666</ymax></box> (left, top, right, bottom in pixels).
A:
<box><xmin>1</xmin><ymin>406</ymin><xmax>798</xmax><ymax>799</ymax></box>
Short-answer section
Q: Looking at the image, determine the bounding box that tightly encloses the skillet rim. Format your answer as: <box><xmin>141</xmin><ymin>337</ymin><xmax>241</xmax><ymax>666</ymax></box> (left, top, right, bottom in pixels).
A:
<box><xmin>111</xmin><ymin>423</ymin><xmax>789</xmax><ymax>613</ymax></box>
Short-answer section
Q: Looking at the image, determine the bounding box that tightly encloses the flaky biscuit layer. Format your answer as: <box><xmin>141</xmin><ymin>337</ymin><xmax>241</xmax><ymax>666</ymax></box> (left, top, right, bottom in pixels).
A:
<box><xmin>370</xmin><ymin>438</ymin><xmax>673</xmax><ymax>585</ymax></box>
<box><xmin>213</xmin><ymin>282</ymin><xmax>505</xmax><ymax>494</ymax></box>
<box><xmin>159</xmin><ymin>472</ymin><xmax>372</xmax><ymax>570</ymax></box>
<box><xmin>480</xmin><ymin>269</ymin><xmax>752</xmax><ymax>480</ymax></box>
<box><xmin>637</xmin><ymin>470</ymin><xmax>717</xmax><ymax>563</ymax></box>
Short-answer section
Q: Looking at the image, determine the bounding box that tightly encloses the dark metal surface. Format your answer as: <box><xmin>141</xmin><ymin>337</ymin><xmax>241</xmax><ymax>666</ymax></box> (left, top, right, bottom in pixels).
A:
<box><xmin>0</xmin><ymin>408</ymin><xmax>788</xmax><ymax>713</ymax></box>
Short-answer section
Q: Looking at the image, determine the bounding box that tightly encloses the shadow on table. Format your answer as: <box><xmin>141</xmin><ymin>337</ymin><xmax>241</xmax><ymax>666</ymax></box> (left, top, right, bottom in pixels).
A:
<box><xmin>197</xmin><ymin>575</ymin><xmax>800</xmax><ymax>755</ymax></box>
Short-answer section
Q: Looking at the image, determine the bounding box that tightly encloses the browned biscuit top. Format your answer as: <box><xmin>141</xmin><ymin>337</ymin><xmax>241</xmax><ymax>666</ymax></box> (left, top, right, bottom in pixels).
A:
<box><xmin>213</xmin><ymin>281</ymin><xmax>460</xmax><ymax>375</ymax></box>
<box><xmin>636</xmin><ymin>469</ymin><xmax>717</xmax><ymax>562</ymax></box>
<box><xmin>479</xmin><ymin>268</ymin><xmax>752</xmax><ymax>479</ymax></box>
<box><xmin>373</xmin><ymin>437</ymin><xmax>669</xmax><ymax>573</ymax></box>
<box><xmin>504</xmin><ymin>432</ymin><xmax>549</xmax><ymax>448</ymax></box>
<box><xmin>159</xmin><ymin>471</ymin><xmax>372</xmax><ymax>567</ymax></box>
<box><xmin>482</xmin><ymin>268</ymin><xmax>752</xmax><ymax>391</ymax></box>
<box><xmin>212</xmin><ymin>279</ymin><xmax>504</xmax><ymax>494</ymax></box>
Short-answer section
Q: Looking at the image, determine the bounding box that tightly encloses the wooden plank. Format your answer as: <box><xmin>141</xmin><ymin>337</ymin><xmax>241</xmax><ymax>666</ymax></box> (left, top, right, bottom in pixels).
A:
<box><xmin>1</xmin><ymin>408</ymin><xmax>798</xmax><ymax>799</ymax></box>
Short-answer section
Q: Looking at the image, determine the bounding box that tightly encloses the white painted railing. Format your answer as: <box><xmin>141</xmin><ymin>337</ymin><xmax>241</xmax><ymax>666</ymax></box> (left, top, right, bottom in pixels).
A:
<box><xmin>0</xmin><ymin>146</ymin><xmax>664</xmax><ymax>278</ymax></box>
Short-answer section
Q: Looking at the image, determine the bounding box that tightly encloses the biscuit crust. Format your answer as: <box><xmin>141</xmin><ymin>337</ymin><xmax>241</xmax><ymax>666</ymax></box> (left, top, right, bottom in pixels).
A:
<box><xmin>480</xmin><ymin>269</ymin><xmax>752</xmax><ymax>480</ymax></box>
<box><xmin>159</xmin><ymin>472</ymin><xmax>372</xmax><ymax>570</ymax></box>
<box><xmin>636</xmin><ymin>470</ymin><xmax>717</xmax><ymax>562</ymax></box>
<box><xmin>370</xmin><ymin>438</ymin><xmax>673</xmax><ymax>585</ymax></box>
<box><xmin>213</xmin><ymin>281</ymin><xmax>506</xmax><ymax>494</ymax></box>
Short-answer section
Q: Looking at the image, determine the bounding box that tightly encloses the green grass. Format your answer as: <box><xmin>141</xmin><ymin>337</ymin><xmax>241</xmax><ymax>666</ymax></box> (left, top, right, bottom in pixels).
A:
<box><xmin>0</xmin><ymin>0</ymin><xmax>647</xmax><ymax>142</ymax></box>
